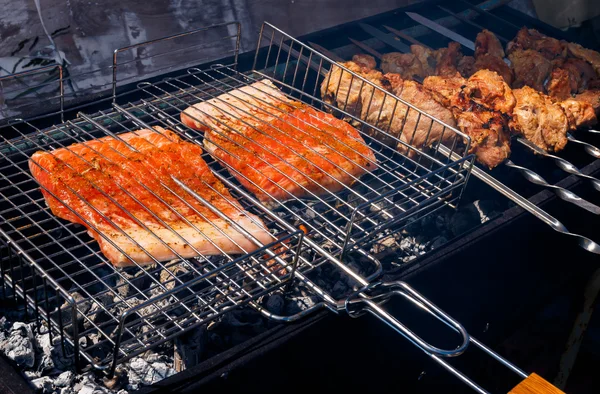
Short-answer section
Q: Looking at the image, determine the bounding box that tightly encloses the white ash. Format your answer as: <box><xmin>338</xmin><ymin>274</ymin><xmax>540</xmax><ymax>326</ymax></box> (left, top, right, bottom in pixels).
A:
<box><xmin>0</xmin><ymin>321</ymin><xmax>36</xmax><ymax>368</ymax></box>
<box><xmin>0</xmin><ymin>200</ymin><xmax>499</xmax><ymax>393</ymax></box>
<box><xmin>370</xmin><ymin>200</ymin><xmax>500</xmax><ymax>266</ymax></box>
<box><xmin>126</xmin><ymin>357</ymin><xmax>175</xmax><ymax>390</ymax></box>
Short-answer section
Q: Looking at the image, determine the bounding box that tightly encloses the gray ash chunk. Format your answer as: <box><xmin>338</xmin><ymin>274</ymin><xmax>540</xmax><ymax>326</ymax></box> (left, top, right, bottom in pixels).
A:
<box><xmin>126</xmin><ymin>357</ymin><xmax>175</xmax><ymax>390</ymax></box>
<box><xmin>55</xmin><ymin>371</ymin><xmax>76</xmax><ymax>387</ymax></box>
<box><xmin>0</xmin><ymin>322</ymin><xmax>35</xmax><ymax>367</ymax></box>
<box><xmin>83</xmin><ymin>293</ymin><xmax>115</xmax><ymax>331</ymax></box>
<box><xmin>31</xmin><ymin>376</ymin><xmax>54</xmax><ymax>393</ymax></box>
<box><xmin>56</xmin><ymin>292</ymin><xmax>93</xmax><ymax>329</ymax></box>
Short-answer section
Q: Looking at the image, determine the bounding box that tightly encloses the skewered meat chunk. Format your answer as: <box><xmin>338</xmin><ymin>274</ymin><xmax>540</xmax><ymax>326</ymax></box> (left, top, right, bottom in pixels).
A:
<box><xmin>562</xmin><ymin>58</ymin><xmax>596</xmax><ymax>92</ymax></box>
<box><xmin>435</xmin><ymin>42</ymin><xmax>462</xmax><ymax>77</ymax></box>
<box><xmin>509</xmin><ymin>49</ymin><xmax>552</xmax><ymax>92</ymax></box>
<box><xmin>473</xmin><ymin>54</ymin><xmax>514</xmax><ymax>86</ymax></box>
<box><xmin>320</xmin><ymin>61</ymin><xmax>385</xmax><ymax>121</ymax></box>
<box><xmin>567</xmin><ymin>42</ymin><xmax>600</xmax><ymax>78</ymax></box>
<box><xmin>386</xmin><ymin>76</ymin><xmax>458</xmax><ymax>155</ymax></box>
<box><xmin>559</xmin><ymin>98</ymin><xmax>597</xmax><ymax>129</ymax></box>
<box><xmin>457</xmin><ymin>55</ymin><xmax>476</xmax><ymax>78</ymax></box>
<box><xmin>574</xmin><ymin>89</ymin><xmax>600</xmax><ymax>116</ymax></box>
<box><xmin>512</xmin><ymin>86</ymin><xmax>568</xmax><ymax>152</ymax></box>
<box><xmin>422</xmin><ymin>75</ymin><xmax>467</xmax><ymax>108</ymax></box>
<box><xmin>352</xmin><ymin>54</ymin><xmax>377</xmax><ymax>70</ymax></box>
<box><xmin>381</xmin><ymin>52</ymin><xmax>426</xmax><ymax>80</ymax></box>
<box><xmin>506</xmin><ymin>27</ymin><xmax>566</xmax><ymax>62</ymax></box>
<box><xmin>411</xmin><ymin>44</ymin><xmax>436</xmax><ymax>76</ymax></box>
<box><xmin>475</xmin><ymin>29</ymin><xmax>505</xmax><ymax>59</ymax></box>
<box><xmin>462</xmin><ymin>69</ymin><xmax>516</xmax><ymax>115</ymax></box>
<box><xmin>455</xmin><ymin>108</ymin><xmax>511</xmax><ymax>169</ymax></box>
<box><xmin>424</xmin><ymin>72</ymin><xmax>512</xmax><ymax>169</ymax></box>
<box><xmin>547</xmin><ymin>67</ymin><xmax>577</xmax><ymax>100</ymax></box>
<box><xmin>360</xmin><ymin>73</ymin><xmax>457</xmax><ymax>156</ymax></box>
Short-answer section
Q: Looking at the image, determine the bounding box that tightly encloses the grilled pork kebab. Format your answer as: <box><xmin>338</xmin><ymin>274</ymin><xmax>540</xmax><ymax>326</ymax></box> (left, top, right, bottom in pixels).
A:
<box><xmin>321</xmin><ymin>28</ymin><xmax>600</xmax><ymax>169</ymax></box>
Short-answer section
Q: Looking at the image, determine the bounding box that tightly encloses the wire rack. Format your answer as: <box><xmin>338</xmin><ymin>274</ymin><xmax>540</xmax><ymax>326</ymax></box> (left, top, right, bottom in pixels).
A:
<box><xmin>0</xmin><ymin>21</ymin><xmax>473</xmax><ymax>376</ymax></box>
<box><xmin>110</xmin><ymin>24</ymin><xmax>474</xmax><ymax>261</ymax></box>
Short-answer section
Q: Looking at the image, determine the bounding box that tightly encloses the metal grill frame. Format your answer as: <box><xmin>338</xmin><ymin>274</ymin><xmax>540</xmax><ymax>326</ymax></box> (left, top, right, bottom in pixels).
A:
<box><xmin>0</xmin><ymin>19</ymin><xmax>474</xmax><ymax>381</ymax></box>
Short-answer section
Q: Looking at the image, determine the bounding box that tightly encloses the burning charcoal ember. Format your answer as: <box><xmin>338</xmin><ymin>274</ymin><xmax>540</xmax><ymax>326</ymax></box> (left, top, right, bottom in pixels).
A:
<box><xmin>0</xmin><ymin>322</ymin><xmax>35</xmax><ymax>367</ymax></box>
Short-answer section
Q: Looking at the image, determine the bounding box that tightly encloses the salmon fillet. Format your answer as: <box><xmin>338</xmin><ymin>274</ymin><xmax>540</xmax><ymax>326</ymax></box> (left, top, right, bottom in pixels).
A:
<box><xmin>29</xmin><ymin>126</ymin><xmax>273</xmax><ymax>267</ymax></box>
<box><xmin>181</xmin><ymin>79</ymin><xmax>377</xmax><ymax>206</ymax></box>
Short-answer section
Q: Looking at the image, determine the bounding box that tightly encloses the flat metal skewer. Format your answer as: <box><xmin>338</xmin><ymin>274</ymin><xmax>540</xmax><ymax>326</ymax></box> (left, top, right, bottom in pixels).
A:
<box><xmin>307</xmin><ymin>39</ymin><xmax>600</xmax><ymax>254</ymax></box>
<box><xmin>517</xmin><ymin>137</ymin><xmax>600</xmax><ymax>192</ymax></box>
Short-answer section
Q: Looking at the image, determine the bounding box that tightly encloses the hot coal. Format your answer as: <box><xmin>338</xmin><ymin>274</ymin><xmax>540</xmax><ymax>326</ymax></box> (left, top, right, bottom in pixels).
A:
<box><xmin>0</xmin><ymin>199</ymin><xmax>496</xmax><ymax>392</ymax></box>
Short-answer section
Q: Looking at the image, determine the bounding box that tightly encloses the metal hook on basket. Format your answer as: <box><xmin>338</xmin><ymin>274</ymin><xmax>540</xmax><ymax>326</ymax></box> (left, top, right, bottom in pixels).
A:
<box><xmin>345</xmin><ymin>280</ymin><xmax>470</xmax><ymax>358</ymax></box>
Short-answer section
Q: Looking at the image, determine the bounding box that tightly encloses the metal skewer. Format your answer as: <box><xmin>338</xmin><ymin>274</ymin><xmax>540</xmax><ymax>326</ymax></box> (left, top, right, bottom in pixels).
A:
<box><xmin>323</xmin><ymin>38</ymin><xmax>600</xmax><ymax>214</ymax></box>
<box><xmin>504</xmin><ymin>159</ymin><xmax>600</xmax><ymax>215</ymax></box>
<box><xmin>348</xmin><ymin>38</ymin><xmax>385</xmax><ymax>60</ymax></box>
<box><xmin>307</xmin><ymin>38</ymin><xmax>600</xmax><ymax>255</ymax></box>
<box><xmin>517</xmin><ymin>138</ymin><xmax>600</xmax><ymax>192</ymax></box>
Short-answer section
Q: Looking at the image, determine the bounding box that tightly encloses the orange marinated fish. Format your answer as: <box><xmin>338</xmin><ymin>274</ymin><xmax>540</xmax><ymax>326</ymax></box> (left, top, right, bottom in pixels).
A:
<box><xmin>181</xmin><ymin>79</ymin><xmax>377</xmax><ymax>206</ymax></box>
<box><xmin>29</xmin><ymin>127</ymin><xmax>272</xmax><ymax>267</ymax></box>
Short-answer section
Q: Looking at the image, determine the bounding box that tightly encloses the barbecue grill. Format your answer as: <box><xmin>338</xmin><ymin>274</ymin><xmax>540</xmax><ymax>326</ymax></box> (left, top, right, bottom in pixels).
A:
<box><xmin>1</xmin><ymin>1</ymin><xmax>599</xmax><ymax>393</ymax></box>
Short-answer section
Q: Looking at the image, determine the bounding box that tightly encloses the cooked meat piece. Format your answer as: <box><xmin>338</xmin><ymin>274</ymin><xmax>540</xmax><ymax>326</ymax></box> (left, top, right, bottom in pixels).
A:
<box><xmin>381</xmin><ymin>52</ymin><xmax>426</xmax><ymax>79</ymax></box>
<box><xmin>183</xmin><ymin>80</ymin><xmax>377</xmax><ymax>206</ymax></box>
<box><xmin>435</xmin><ymin>42</ymin><xmax>462</xmax><ymax>77</ymax></box>
<box><xmin>462</xmin><ymin>69</ymin><xmax>516</xmax><ymax>114</ymax></box>
<box><xmin>509</xmin><ymin>49</ymin><xmax>552</xmax><ymax>91</ymax></box>
<box><xmin>574</xmin><ymin>89</ymin><xmax>600</xmax><ymax>116</ymax></box>
<box><xmin>360</xmin><ymin>74</ymin><xmax>409</xmax><ymax>147</ymax></box>
<box><xmin>320</xmin><ymin>61</ymin><xmax>385</xmax><ymax>120</ymax></box>
<box><xmin>562</xmin><ymin>58</ymin><xmax>596</xmax><ymax>92</ymax></box>
<box><xmin>411</xmin><ymin>44</ymin><xmax>437</xmax><ymax>76</ymax></box>
<box><xmin>425</xmin><ymin>73</ymin><xmax>511</xmax><ymax>168</ymax></box>
<box><xmin>29</xmin><ymin>127</ymin><xmax>273</xmax><ymax>267</ymax></box>
<box><xmin>352</xmin><ymin>54</ymin><xmax>377</xmax><ymax>70</ymax></box>
<box><xmin>567</xmin><ymin>42</ymin><xmax>600</xmax><ymax>77</ymax></box>
<box><xmin>559</xmin><ymin>98</ymin><xmax>597</xmax><ymax>129</ymax></box>
<box><xmin>506</xmin><ymin>27</ymin><xmax>566</xmax><ymax>61</ymax></box>
<box><xmin>422</xmin><ymin>75</ymin><xmax>467</xmax><ymax>108</ymax></box>
<box><xmin>455</xmin><ymin>108</ymin><xmax>511</xmax><ymax>169</ymax></box>
<box><xmin>547</xmin><ymin>67</ymin><xmax>576</xmax><ymax>100</ymax></box>
<box><xmin>512</xmin><ymin>86</ymin><xmax>568</xmax><ymax>152</ymax></box>
<box><xmin>457</xmin><ymin>55</ymin><xmax>476</xmax><ymax>78</ymax></box>
<box><xmin>385</xmin><ymin>77</ymin><xmax>458</xmax><ymax>155</ymax></box>
<box><xmin>473</xmin><ymin>54</ymin><xmax>514</xmax><ymax>86</ymax></box>
<box><xmin>475</xmin><ymin>29</ymin><xmax>505</xmax><ymax>59</ymax></box>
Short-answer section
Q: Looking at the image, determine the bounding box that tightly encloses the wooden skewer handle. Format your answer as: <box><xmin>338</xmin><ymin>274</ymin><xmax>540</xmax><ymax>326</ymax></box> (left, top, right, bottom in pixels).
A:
<box><xmin>508</xmin><ymin>373</ymin><xmax>565</xmax><ymax>394</ymax></box>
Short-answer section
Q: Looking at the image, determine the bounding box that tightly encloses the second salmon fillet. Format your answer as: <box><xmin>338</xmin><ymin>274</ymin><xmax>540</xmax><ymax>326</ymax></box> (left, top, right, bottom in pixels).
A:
<box><xmin>29</xmin><ymin>127</ymin><xmax>273</xmax><ymax>267</ymax></box>
<box><xmin>180</xmin><ymin>79</ymin><xmax>377</xmax><ymax>206</ymax></box>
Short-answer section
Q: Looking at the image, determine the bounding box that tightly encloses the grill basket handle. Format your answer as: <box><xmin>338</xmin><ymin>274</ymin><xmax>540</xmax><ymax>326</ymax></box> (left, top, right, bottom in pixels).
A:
<box><xmin>345</xmin><ymin>280</ymin><xmax>469</xmax><ymax>357</ymax></box>
<box><xmin>344</xmin><ymin>281</ymin><xmax>564</xmax><ymax>394</ymax></box>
